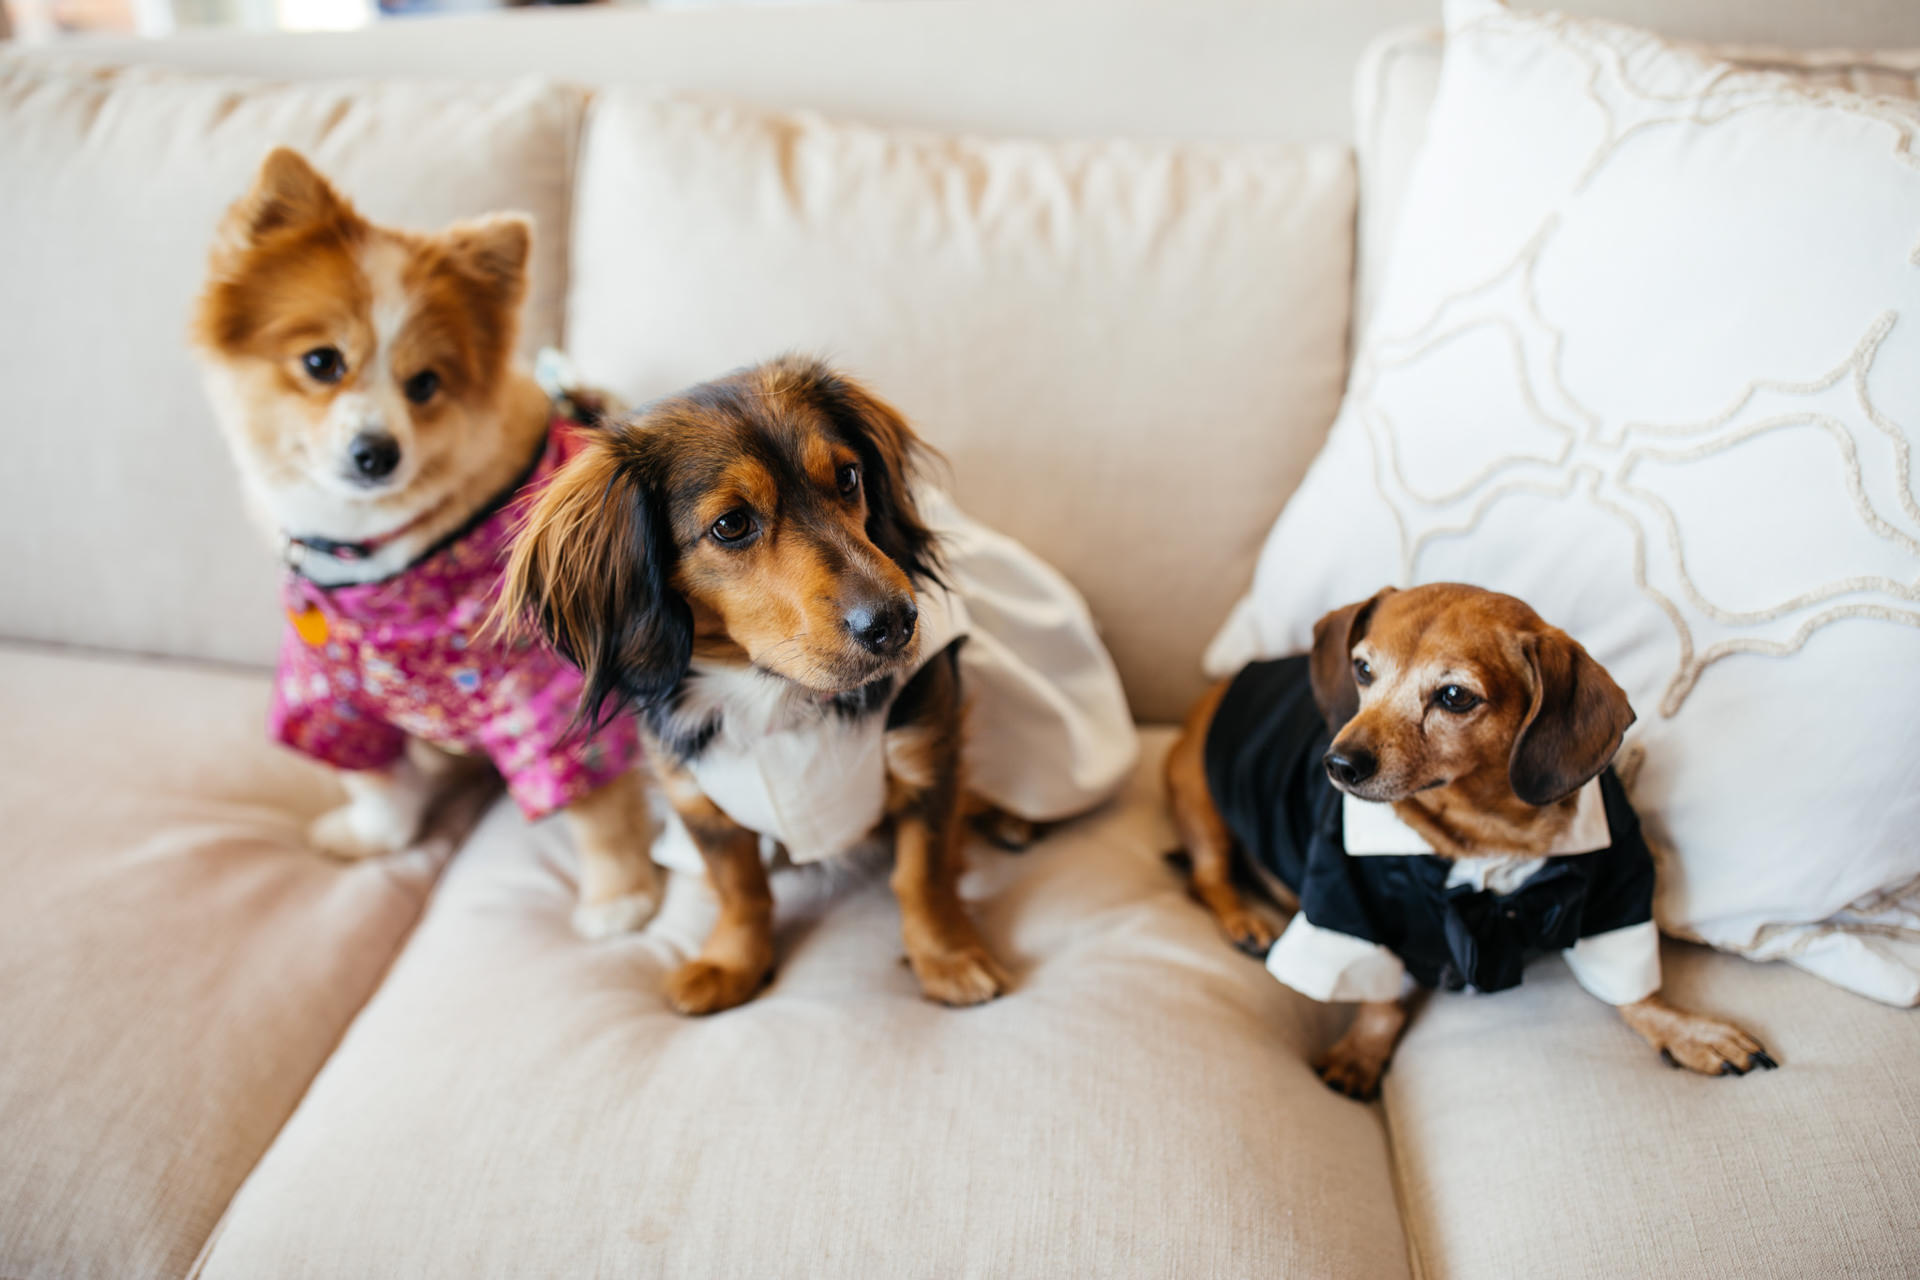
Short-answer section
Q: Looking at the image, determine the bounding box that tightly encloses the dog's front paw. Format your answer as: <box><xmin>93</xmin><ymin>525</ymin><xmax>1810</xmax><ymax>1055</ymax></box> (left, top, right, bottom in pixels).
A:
<box><xmin>908</xmin><ymin>942</ymin><xmax>1009</xmax><ymax>1007</ymax></box>
<box><xmin>1652</xmin><ymin>1015</ymin><xmax>1777</xmax><ymax>1077</ymax></box>
<box><xmin>572</xmin><ymin>888</ymin><xmax>661</xmax><ymax>940</ymax></box>
<box><xmin>664</xmin><ymin>959</ymin><xmax>767</xmax><ymax>1016</ymax></box>
<box><xmin>307</xmin><ymin>805</ymin><xmax>404</xmax><ymax>861</ymax></box>
<box><xmin>1314</xmin><ymin>1042</ymin><xmax>1390</xmax><ymax>1102</ymax></box>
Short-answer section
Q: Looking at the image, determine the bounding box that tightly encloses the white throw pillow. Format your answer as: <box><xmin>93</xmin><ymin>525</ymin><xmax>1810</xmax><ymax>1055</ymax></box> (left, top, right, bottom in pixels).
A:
<box><xmin>566</xmin><ymin>92</ymin><xmax>1357</xmax><ymax>724</ymax></box>
<box><xmin>1209</xmin><ymin>0</ymin><xmax>1920</xmax><ymax>1004</ymax></box>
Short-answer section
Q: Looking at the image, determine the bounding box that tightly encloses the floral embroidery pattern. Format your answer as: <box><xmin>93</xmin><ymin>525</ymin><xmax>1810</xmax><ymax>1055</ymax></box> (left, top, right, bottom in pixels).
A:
<box><xmin>270</xmin><ymin>419</ymin><xmax>640</xmax><ymax>818</ymax></box>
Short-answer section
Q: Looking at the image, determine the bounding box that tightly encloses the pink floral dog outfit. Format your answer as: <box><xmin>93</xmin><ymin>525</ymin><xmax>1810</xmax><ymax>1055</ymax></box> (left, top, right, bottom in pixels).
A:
<box><xmin>270</xmin><ymin>417</ymin><xmax>640</xmax><ymax>818</ymax></box>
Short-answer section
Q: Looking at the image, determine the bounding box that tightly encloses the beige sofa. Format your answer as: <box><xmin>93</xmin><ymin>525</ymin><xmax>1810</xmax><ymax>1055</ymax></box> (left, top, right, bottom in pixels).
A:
<box><xmin>5</xmin><ymin>2</ymin><xmax>1920</xmax><ymax>1277</ymax></box>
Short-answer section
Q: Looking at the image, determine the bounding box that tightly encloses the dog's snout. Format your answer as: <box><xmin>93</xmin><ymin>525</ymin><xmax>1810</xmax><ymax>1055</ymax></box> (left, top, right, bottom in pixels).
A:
<box><xmin>1324</xmin><ymin>747</ymin><xmax>1378</xmax><ymax>790</ymax></box>
<box><xmin>347</xmin><ymin>431</ymin><xmax>401</xmax><ymax>482</ymax></box>
<box><xmin>844</xmin><ymin>596</ymin><xmax>918</xmax><ymax>657</ymax></box>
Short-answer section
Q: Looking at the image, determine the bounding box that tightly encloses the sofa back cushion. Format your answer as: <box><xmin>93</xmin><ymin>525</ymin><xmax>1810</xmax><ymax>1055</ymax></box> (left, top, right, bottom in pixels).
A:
<box><xmin>566</xmin><ymin>93</ymin><xmax>1356</xmax><ymax>722</ymax></box>
<box><xmin>0</xmin><ymin>60</ymin><xmax>584</xmax><ymax>668</ymax></box>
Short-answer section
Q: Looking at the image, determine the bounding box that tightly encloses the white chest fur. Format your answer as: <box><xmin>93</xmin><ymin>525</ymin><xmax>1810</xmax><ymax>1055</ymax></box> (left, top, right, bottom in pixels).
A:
<box><xmin>650</xmin><ymin>587</ymin><xmax>966</xmax><ymax>872</ymax></box>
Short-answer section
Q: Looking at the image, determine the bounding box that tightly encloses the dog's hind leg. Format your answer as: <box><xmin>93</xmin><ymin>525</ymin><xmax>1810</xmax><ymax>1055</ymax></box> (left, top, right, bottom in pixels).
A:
<box><xmin>1165</xmin><ymin>680</ymin><xmax>1280</xmax><ymax>956</ymax></box>
<box><xmin>964</xmin><ymin>795</ymin><xmax>1037</xmax><ymax>851</ymax></box>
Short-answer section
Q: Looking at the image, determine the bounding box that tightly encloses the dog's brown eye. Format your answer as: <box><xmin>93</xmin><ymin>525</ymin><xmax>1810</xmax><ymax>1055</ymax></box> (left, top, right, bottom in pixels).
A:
<box><xmin>1353</xmin><ymin>658</ymin><xmax>1373</xmax><ymax>686</ymax></box>
<box><xmin>403</xmin><ymin>370</ymin><xmax>440</xmax><ymax>404</ymax></box>
<box><xmin>1437</xmin><ymin>684</ymin><xmax>1480</xmax><ymax>713</ymax></box>
<box><xmin>302</xmin><ymin>347</ymin><xmax>345</xmax><ymax>384</ymax></box>
<box><xmin>837</xmin><ymin>463</ymin><xmax>860</xmax><ymax>497</ymax></box>
<box><xmin>710</xmin><ymin>510</ymin><xmax>753</xmax><ymax>544</ymax></box>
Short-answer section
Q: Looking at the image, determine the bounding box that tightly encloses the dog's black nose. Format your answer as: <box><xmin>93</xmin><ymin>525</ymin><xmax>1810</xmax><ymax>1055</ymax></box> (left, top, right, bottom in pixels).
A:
<box><xmin>845</xmin><ymin>596</ymin><xmax>918</xmax><ymax>657</ymax></box>
<box><xmin>1324</xmin><ymin>748</ymin><xmax>1378</xmax><ymax>789</ymax></box>
<box><xmin>348</xmin><ymin>431</ymin><xmax>401</xmax><ymax>481</ymax></box>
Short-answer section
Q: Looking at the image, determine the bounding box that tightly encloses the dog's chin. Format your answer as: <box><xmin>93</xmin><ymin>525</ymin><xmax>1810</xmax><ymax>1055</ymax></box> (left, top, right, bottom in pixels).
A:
<box><xmin>765</xmin><ymin>641</ymin><xmax>919</xmax><ymax>697</ymax></box>
<box><xmin>1330</xmin><ymin>775</ymin><xmax>1425</xmax><ymax>805</ymax></box>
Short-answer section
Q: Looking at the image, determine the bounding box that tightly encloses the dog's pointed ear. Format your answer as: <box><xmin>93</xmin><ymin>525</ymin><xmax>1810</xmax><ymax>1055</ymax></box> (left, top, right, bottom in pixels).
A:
<box><xmin>493</xmin><ymin>433</ymin><xmax>691</xmax><ymax>727</ymax></box>
<box><xmin>800</xmin><ymin>361</ymin><xmax>944</xmax><ymax>584</ymax></box>
<box><xmin>1309</xmin><ymin>588</ymin><xmax>1393</xmax><ymax>733</ymax></box>
<box><xmin>1509</xmin><ymin>628</ymin><xmax>1636</xmax><ymax>807</ymax></box>
<box><xmin>227</xmin><ymin>147</ymin><xmax>355</xmax><ymax>244</ymax></box>
<box><xmin>197</xmin><ymin>149</ymin><xmax>362</xmax><ymax>356</ymax></box>
<box><xmin>445</xmin><ymin>212</ymin><xmax>532</xmax><ymax>305</ymax></box>
<box><xmin>442</xmin><ymin>213</ymin><xmax>533</xmax><ymax>380</ymax></box>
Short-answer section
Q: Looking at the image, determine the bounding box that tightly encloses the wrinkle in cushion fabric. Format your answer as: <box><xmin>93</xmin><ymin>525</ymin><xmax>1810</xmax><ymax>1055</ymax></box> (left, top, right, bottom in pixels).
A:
<box><xmin>1211</xmin><ymin>0</ymin><xmax>1920</xmax><ymax>1004</ymax></box>
<box><xmin>565</xmin><ymin>92</ymin><xmax>1357</xmax><ymax>724</ymax></box>
<box><xmin>0</xmin><ymin>61</ymin><xmax>584</xmax><ymax>671</ymax></box>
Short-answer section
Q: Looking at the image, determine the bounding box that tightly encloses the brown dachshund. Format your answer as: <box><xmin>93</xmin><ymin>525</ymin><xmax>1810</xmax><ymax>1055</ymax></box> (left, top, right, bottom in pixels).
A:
<box><xmin>1166</xmin><ymin>583</ymin><xmax>1773</xmax><ymax>1098</ymax></box>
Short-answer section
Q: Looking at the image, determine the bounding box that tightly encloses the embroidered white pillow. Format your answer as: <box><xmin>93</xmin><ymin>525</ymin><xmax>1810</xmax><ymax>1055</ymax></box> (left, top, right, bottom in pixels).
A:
<box><xmin>1208</xmin><ymin>0</ymin><xmax>1920</xmax><ymax>1004</ymax></box>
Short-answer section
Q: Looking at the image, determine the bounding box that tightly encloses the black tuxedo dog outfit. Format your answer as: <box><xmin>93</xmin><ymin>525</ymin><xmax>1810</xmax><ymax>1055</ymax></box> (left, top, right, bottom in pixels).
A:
<box><xmin>1203</xmin><ymin>655</ymin><xmax>1660</xmax><ymax>1005</ymax></box>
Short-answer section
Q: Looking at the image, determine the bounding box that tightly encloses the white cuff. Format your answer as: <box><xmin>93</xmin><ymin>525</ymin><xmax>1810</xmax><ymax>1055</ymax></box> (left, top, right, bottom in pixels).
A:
<box><xmin>1565</xmin><ymin>920</ymin><xmax>1662</xmax><ymax>1005</ymax></box>
<box><xmin>1267</xmin><ymin>914</ymin><xmax>1407</xmax><ymax>1003</ymax></box>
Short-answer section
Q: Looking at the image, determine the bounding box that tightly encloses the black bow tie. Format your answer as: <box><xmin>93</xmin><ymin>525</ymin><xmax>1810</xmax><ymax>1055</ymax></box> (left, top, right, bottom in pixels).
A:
<box><xmin>1437</xmin><ymin>859</ymin><xmax>1591</xmax><ymax>993</ymax></box>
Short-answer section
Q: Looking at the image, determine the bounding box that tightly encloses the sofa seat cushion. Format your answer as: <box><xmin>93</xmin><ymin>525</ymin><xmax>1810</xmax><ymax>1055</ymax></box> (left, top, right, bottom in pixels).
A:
<box><xmin>0</xmin><ymin>645</ymin><xmax>475</xmax><ymax>1279</ymax></box>
<box><xmin>1383</xmin><ymin>941</ymin><xmax>1920</xmax><ymax>1279</ymax></box>
<box><xmin>197</xmin><ymin>729</ymin><xmax>1411</xmax><ymax>1279</ymax></box>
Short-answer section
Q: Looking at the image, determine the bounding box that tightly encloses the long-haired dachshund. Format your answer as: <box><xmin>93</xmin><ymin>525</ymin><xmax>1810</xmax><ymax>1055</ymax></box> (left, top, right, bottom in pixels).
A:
<box><xmin>1166</xmin><ymin>583</ymin><xmax>1773</xmax><ymax>1098</ymax></box>
<box><xmin>497</xmin><ymin>359</ymin><xmax>1015</xmax><ymax>1014</ymax></box>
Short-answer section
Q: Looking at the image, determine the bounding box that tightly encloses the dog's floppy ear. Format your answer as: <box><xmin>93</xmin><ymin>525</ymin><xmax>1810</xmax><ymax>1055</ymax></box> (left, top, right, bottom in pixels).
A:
<box><xmin>1309</xmin><ymin>588</ymin><xmax>1393</xmax><ymax>733</ymax></box>
<box><xmin>803</xmin><ymin>362</ymin><xmax>945</xmax><ymax>585</ymax></box>
<box><xmin>494</xmin><ymin>433</ymin><xmax>692</xmax><ymax>726</ymax></box>
<box><xmin>1509</xmin><ymin>628</ymin><xmax>1636</xmax><ymax>807</ymax></box>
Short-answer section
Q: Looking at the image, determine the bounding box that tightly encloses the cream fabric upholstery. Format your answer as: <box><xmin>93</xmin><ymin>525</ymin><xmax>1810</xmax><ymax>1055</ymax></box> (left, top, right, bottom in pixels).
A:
<box><xmin>0</xmin><ymin>61</ymin><xmax>584</xmax><ymax>669</ymax></box>
<box><xmin>0</xmin><ymin>646</ymin><xmax>473</xmax><ymax>1280</ymax></box>
<box><xmin>1385</xmin><ymin>941</ymin><xmax>1920</xmax><ymax>1278</ymax></box>
<box><xmin>197</xmin><ymin>731</ymin><xmax>1412</xmax><ymax>1279</ymax></box>
<box><xmin>1354</xmin><ymin>24</ymin><xmax>1920</xmax><ymax>337</ymax></box>
<box><xmin>567</xmin><ymin>93</ymin><xmax>1357</xmax><ymax>722</ymax></box>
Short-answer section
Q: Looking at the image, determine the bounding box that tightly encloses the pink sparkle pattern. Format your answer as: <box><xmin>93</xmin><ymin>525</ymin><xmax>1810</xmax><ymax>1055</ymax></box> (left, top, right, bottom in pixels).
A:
<box><xmin>268</xmin><ymin>418</ymin><xmax>640</xmax><ymax>819</ymax></box>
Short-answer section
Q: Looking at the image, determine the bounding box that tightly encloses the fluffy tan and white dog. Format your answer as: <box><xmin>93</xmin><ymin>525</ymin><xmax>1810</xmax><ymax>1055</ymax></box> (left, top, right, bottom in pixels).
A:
<box><xmin>191</xmin><ymin>148</ymin><xmax>660</xmax><ymax>938</ymax></box>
